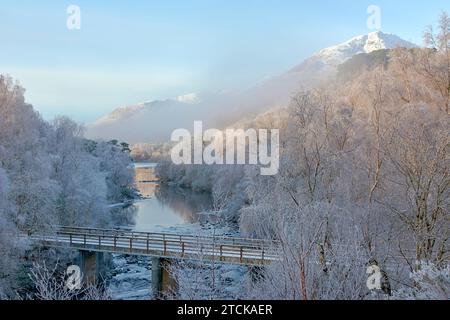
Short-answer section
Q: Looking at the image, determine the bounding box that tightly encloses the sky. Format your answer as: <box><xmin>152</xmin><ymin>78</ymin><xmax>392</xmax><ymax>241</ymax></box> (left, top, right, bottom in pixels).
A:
<box><xmin>1</xmin><ymin>0</ymin><xmax>449</xmax><ymax>122</ymax></box>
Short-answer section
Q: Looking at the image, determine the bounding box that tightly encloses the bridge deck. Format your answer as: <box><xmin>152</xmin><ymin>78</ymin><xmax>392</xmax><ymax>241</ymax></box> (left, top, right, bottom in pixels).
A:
<box><xmin>29</xmin><ymin>226</ymin><xmax>280</xmax><ymax>266</ymax></box>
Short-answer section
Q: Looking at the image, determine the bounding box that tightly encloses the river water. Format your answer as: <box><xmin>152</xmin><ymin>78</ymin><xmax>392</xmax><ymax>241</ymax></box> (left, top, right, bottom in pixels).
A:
<box><xmin>124</xmin><ymin>162</ymin><xmax>213</xmax><ymax>231</ymax></box>
<box><xmin>107</xmin><ymin>163</ymin><xmax>246</xmax><ymax>300</ymax></box>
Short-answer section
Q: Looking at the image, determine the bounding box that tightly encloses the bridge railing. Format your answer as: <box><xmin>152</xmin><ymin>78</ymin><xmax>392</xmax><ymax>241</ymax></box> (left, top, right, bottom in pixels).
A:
<box><xmin>29</xmin><ymin>226</ymin><xmax>280</xmax><ymax>265</ymax></box>
<box><xmin>55</xmin><ymin>225</ymin><xmax>279</xmax><ymax>248</ymax></box>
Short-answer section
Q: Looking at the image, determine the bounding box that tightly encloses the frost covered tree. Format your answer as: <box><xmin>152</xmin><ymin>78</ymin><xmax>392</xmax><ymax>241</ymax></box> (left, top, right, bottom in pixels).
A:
<box><xmin>0</xmin><ymin>75</ymin><xmax>59</xmax><ymax>232</ymax></box>
<box><xmin>0</xmin><ymin>75</ymin><xmax>134</xmax><ymax>296</ymax></box>
<box><xmin>26</xmin><ymin>261</ymin><xmax>110</xmax><ymax>300</ymax></box>
<box><xmin>49</xmin><ymin>117</ymin><xmax>108</xmax><ymax>227</ymax></box>
<box><xmin>394</xmin><ymin>262</ymin><xmax>449</xmax><ymax>300</ymax></box>
<box><xmin>0</xmin><ymin>167</ymin><xmax>24</xmax><ymax>297</ymax></box>
<box><xmin>241</xmin><ymin>22</ymin><xmax>449</xmax><ymax>298</ymax></box>
<box><xmin>92</xmin><ymin>140</ymin><xmax>135</xmax><ymax>203</ymax></box>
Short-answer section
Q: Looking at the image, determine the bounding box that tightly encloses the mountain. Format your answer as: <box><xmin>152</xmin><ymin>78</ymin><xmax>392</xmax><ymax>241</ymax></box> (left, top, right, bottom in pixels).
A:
<box><xmin>86</xmin><ymin>98</ymin><xmax>198</xmax><ymax>143</ymax></box>
<box><xmin>291</xmin><ymin>31</ymin><xmax>416</xmax><ymax>72</ymax></box>
<box><xmin>86</xmin><ymin>31</ymin><xmax>417</xmax><ymax>144</ymax></box>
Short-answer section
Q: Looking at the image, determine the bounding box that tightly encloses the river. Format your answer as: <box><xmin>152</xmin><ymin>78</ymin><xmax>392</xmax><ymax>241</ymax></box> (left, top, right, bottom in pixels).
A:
<box><xmin>107</xmin><ymin>163</ymin><xmax>246</xmax><ymax>300</ymax></box>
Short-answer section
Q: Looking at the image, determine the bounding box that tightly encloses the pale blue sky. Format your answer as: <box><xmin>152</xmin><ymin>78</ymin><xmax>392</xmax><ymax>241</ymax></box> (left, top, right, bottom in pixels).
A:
<box><xmin>1</xmin><ymin>1</ymin><xmax>449</xmax><ymax>122</ymax></box>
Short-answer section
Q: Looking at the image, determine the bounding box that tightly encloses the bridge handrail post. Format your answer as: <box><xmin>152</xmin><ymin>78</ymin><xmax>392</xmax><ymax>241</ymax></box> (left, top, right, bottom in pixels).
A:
<box><xmin>146</xmin><ymin>238</ymin><xmax>149</xmax><ymax>253</ymax></box>
<box><xmin>84</xmin><ymin>234</ymin><xmax>86</xmax><ymax>246</ymax></box>
<box><xmin>130</xmin><ymin>238</ymin><xmax>133</xmax><ymax>252</ymax></box>
<box><xmin>164</xmin><ymin>240</ymin><xmax>167</xmax><ymax>255</ymax></box>
<box><xmin>98</xmin><ymin>235</ymin><xmax>101</xmax><ymax>248</ymax></box>
<box><xmin>69</xmin><ymin>234</ymin><xmax>72</xmax><ymax>245</ymax></box>
<box><xmin>220</xmin><ymin>245</ymin><xmax>223</xmax><ymax>262</ymax></box>
<box><xmin>114</xmin><ymin>236</ymin><xmax>117</xmax><ymax>250</ymax></box>
<box><xmin>240</xmin><ymin>246</ymin><xmax>243</xmax><ymax>263</ymax></box>
<box><xmin>182</xmin><ymin>242</ymin><xmax>185</xmax><ymax>257</ymax></box>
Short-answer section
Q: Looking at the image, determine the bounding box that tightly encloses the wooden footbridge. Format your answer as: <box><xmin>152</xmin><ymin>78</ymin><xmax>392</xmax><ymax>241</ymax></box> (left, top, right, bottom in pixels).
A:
<box><xmin>29</xmin><ymin>226</ymin><xmax>279</xmax><ymax>266</ymax></box>
<box><xmin>28</xmin><ymin>226</ymin><xmax>280</xmax><ymax>298</ymax></box>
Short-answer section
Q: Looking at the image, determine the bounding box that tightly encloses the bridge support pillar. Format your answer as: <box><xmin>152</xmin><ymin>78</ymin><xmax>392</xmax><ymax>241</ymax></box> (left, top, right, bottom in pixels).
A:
<box><xmin>151</xmin><ymin>257</ymin><xmax>178</xmax><ymax>299</ymax></box>
<box><xmin>78</xmin><ymin>250</ymin><xmax>104</xmax><ymax>286</ymax></box>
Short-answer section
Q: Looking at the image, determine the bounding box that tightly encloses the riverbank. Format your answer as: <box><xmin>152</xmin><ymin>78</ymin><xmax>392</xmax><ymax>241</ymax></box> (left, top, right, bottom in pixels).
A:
<box><xmin>105</xmin><ymin>163</ymin><xmax>247</xmax><ymax>300</ymax></box>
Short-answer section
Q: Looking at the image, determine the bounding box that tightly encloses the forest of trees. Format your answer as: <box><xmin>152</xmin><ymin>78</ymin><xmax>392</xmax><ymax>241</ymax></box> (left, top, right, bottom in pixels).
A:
<box><xmin>157</xmin><ymin>14</ymin><xmax>450</xmax><ymax>299</ymax></box>
<box><xmin>1</xmin><ymin>11</ymin><xmax>448</xmax><ymax>302</ymax></box>
<box><xmin>0</xmin><ymin>76</ymin><xmax>135</xmax><ymax>297</ymax></box>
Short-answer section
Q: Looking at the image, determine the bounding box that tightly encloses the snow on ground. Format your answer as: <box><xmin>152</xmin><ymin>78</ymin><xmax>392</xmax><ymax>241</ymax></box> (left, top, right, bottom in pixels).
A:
<box><xmin>106</xmin><ymin>221</ymin><xmax>248</xmax><ymax>300</ymax></box>
<box><xmin>107</xmin><ymin>255</ymin><xmax>152</xmax><ymax>300</ymax></box>
<box><xmin>175</xmin><ymin>261</ymin><xmax>248</xmax><ymax>300</ymax></box>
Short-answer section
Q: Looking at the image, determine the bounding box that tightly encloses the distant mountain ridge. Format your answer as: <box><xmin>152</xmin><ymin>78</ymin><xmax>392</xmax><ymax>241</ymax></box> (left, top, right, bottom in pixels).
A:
<box><xmin>86</xmin><ymin>31</ymin><xmax>417</xmax><ymax>144</ymax></box>
<box><xmin>93</xmin><ymin>93</ymin><xmax>200</xmax><ymax>127</ymax></box>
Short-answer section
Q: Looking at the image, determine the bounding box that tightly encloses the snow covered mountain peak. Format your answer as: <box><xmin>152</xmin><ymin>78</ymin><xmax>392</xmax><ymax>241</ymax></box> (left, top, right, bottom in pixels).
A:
<box><xmin>313</xmin><ymin>31</ymin><xmax>417</xmax><ymax>66</ymax></box>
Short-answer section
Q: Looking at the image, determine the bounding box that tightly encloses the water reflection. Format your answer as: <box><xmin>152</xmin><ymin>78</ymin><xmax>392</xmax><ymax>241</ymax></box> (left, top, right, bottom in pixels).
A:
<box><xmin>114</xmin><ymin>163</ymin><xmax>212</xmax><ymax>231</ymax></box>
<box><xmin>134</xmin><ymin>163</ymin><xmax>158</xmax><ymax>198</ymax></box>
<box><xmin>155</xmin><ymin>184</ymin><xmax>213</xmax><ymax>223</ymax></box>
